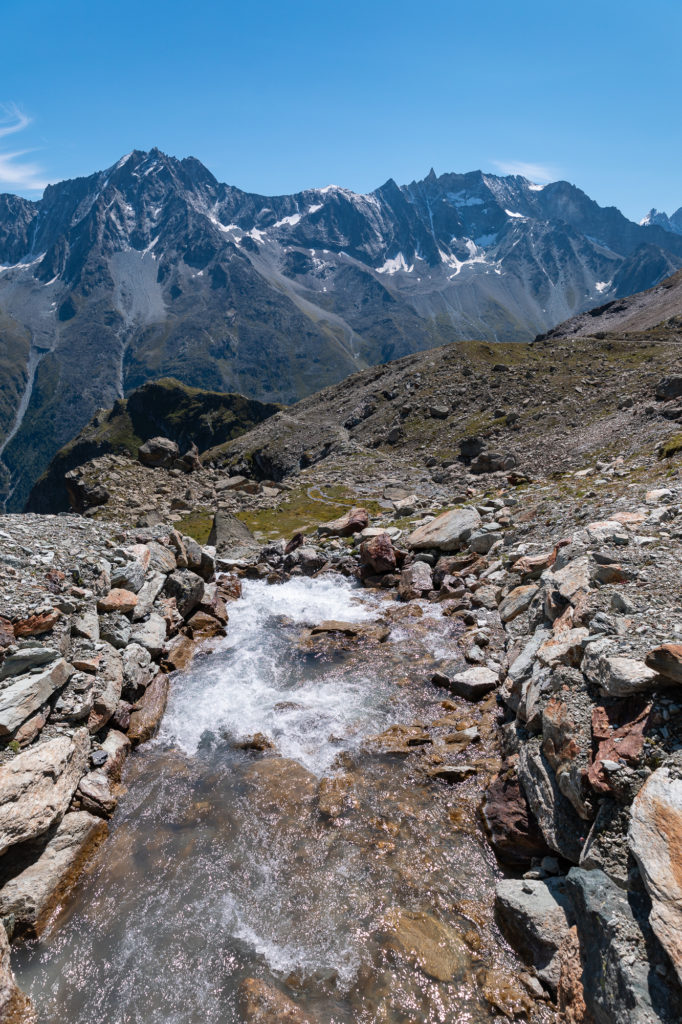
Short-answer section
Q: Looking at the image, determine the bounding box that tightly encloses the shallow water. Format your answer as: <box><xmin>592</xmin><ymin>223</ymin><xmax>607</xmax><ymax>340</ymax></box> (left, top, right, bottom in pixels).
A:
<box><xmin>13</xmin><ymin>576</ymin><xmax>528</xmax><ymax>1023</ymax></box>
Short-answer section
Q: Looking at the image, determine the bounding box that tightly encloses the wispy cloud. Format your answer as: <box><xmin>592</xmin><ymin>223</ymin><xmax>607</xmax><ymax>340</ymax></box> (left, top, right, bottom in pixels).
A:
<box><xmin>0</xmin><ymin>103</ymin><xmax>48</xmax><ymax>192</ymax></box>
<box><xmin>492</xmin><ymin>160</ymin><xmax>557</xmax><ymax>184</ymax></box>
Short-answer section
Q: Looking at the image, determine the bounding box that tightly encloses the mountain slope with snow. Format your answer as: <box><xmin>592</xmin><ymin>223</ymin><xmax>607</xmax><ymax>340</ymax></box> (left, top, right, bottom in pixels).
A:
<box><xmin>1</xmin><ymin>149</ymin><xmax>682</xmax><ymax>509</ymax></box>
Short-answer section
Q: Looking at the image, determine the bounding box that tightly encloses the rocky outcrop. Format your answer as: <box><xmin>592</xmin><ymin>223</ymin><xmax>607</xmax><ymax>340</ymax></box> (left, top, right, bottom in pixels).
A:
<box><xmin>407</xmin><ymin>507</ymin><xmax>481</xmax><ymax>551</ymax></box>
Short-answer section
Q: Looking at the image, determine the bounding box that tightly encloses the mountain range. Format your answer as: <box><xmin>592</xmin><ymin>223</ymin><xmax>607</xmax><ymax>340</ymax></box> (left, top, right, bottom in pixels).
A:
<box><xmin>1</xmin><ymin>148</ymin><xmax>682</xmax><ymax>510</ymax></box>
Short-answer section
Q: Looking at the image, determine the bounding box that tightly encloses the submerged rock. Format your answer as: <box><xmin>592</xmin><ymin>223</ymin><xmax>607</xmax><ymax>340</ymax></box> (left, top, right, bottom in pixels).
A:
<box><xmin>382</xmin><ymin>908</ymin><xmax>470</xmax><ymax>982</ymax></box>
<box><xmin>238</xmin><ymin>977</ymin><xmax>315</xmax><ymax>1023</ymax></box>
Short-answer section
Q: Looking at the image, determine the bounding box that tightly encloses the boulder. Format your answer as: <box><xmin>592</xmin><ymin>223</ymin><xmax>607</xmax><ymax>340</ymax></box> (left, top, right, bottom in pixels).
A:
<box><xmin>0</xmin><ymin>730</ymin><xmax>90</xmax><ymax>855</ymax></box>
<box><xmin>0</xmin><ymin>658</ymin><xmax>73</xmax><ymax>736</ymax></box>
<box><xmin>162</xmin><ymin>569</ymin><xmax>205</xmax><ymax>619</ymax></box>
<box><xmin>482</xmin><ymin>767</ymin><xmax>551</xmax><ymax>868</ymax></box>
<box><xmin>208</xmin><ymin>511</ymin><xmax>258</xmax><ymax>561</ymax></box>
<box><xmin>308</xmin><ymin>620</ymin><xmax>390</xmax><ymax>643</ymax></box>
<box><xmin>87</xmin><ymin>644</ymin><xmax>123</xmax><ymax>733</ymax></box>
<box><xmin>97</xmin><ymin>588</ymin><xmax>138</xmax><ymax>615</ymax></box>
<box><xmin>130</xmin><ymin>612</ymin><xmax>167</xmax><ymax>657</ymax></box>
<box><xmin>582</xmin><ymin>639</ymin><xmax>659</xmax><ymax>696</ymax></box>
<box><xmin>495</xmin><ymin>877</ymin><xmax>574</xmax><ymax>994</ymax></box>
<box><xmin>446</xmin><ymin>665</ymin><xmax>498</xmax><ymax>701</ymax></box>
<box><xmin>567</xmin><ymin>867</ymin><xmax>682</xmax><ymax>1024</ymax></box>
<box><xmin>645</xmin><ymin>644</ymin><xmax>682</xmax><ymax>684</ymax></box>
<box><xmin>110</xmin><ymin>560</ymin><xmax>146</xmax><ymax>594</ymax></box>
<box><xmin>64</xmin><ymin>473</ymin><xmax>109</xmax><ymax>512</ymax></box>
<box><xmin>629</xmin><ymin>767</ymin><xmax>682</xmax><ymax>986</ymax></box>
<box><xmin>0</xmin><ymin>646</ymin><xmax>58</xmax><ymax>681</ymax></box>
<box><xmin>469</xmin><ymin>451</ymin><xmax>517</xmax><ymax>474</ymax></box>
<box><xmin>407</xmin><ymin>507</ymin><xmax>481</xmax><ymax>551</ymax></box>
<box><xmin>76</xmin><ymin>770</ymin><xmax>117</xmax><ymax>818</ymax></box>
<box><xmin>537</xmin><ymin>628</ymin><xmax>589</xmax><ymax>669</ymax></box>
<box><xmin>317</xmin><ymin>507</ymin><xmax>369</xmax><ymax>537</ymax></box>
<box><xmin>100</xmin><ymin>729</ymin><xmax>131</xmax><ymax>782</ymax></box>
<box><xmin>359</xmin><ymin>533</ymin><xmax>397</xmax><ymax>574</ymax></box>
<box><xmin>121</xmin><ymin>642</ymin><xmax>153</xmax><ymax>697</ymax></box>
<box><xmin>138</xmin><ymin>436</ymin><xmax>179</xmax><ymax>467</ymax></box>
<box><xmin>0</xmin><ymin>811</ymin><xmax>107</xmax><ymax>939</ymax></box>
<box><xmin>146</xmin><ymin>541</ymin><xmax>177</xmax><ymax>574</ymax></box>
<box><xmin>655</xmin><ymin>375</ymin><xmax>682</xmax><ymax>401</ymax></box>
<box><xmin>398</xmin><ymin>561</ymin><xmax>433</xmax><ymax>600</ymax></box>
<box><xmin>13</xmin><ymin>609</ymin><xmax>60</xmax><ymax>638</ymax></box>
<box><xmin>127</xmin><ymin>674</ymin><xmax>170</xmax><ymax>745</ymax></box>
<box><xmin>517</xmin><ymin>737</ymin><xmax>588</xmax><ymax>862</ymax></box>
<box><xmin>52</xmin><ymin>671</ymin><xmax>95</xmax><ymax>724</ymax></box>
<box><xmin>498</xmin><ymin>584</ymin><xmax>538</xmax><ymax>623</ymax></box>
<box><xmin>71</xmin><ymin>604</ymin><xmax>100</xmax><ymax>640</ymax></box>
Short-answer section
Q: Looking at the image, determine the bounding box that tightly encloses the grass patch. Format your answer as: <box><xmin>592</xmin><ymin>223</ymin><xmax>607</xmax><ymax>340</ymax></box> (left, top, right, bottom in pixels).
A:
<box><xmin>237</xmin><ymin>486</ymin><xmax>383</xmax><ymax>541</ymax></box>
<box><xmin>658</xmin><ymin>434</ymin><xmax>682</xmax><ymax>460</ymax></box>
<box><xmin>177</xmin><ymin>508</ymin><xmax>214</xmax><ymax>544</ymax></box>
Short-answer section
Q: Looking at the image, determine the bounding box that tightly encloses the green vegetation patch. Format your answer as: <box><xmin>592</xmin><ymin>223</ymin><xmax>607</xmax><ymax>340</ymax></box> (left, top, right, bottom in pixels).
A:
<box><xmin>177</xmin><ymin>508</ymin><xmax>214</xmax><ymax>545</ymax></box>
<box><xmin>237</xmin><ymin>486</ymin><xmax>383</xmax><ymax>541</ymax></box>
<box><xmin>658</xmin><ymin>434</ymin><xmax>682</xmax><ymax>460</ymax></box>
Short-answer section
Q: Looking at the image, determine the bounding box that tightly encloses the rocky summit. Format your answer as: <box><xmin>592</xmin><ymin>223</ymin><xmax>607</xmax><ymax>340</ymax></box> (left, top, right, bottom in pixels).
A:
<box><xmin>2</xmin><ymin>252</ymin><xmax>682</xmax><ymax>1022</ymax></box>
<box><xmin>2</xmin><ymin>150</ymin><xmax>682</xmax><ymax>510</ymax></box>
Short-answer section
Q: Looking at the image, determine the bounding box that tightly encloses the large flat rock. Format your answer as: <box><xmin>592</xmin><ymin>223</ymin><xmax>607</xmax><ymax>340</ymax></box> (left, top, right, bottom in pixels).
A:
<box><xmin>0</xmin><ymin>729</ymin><xmax>90</xmax><ymax>855</ymax></box>
<box><xmin>0</xmin><ymin>811</ymin><xmax>107</xmax><ymax>938</ymax></box>
<box><xmin>495</xmin><ymin>877</ymin><xmax>573</xmax><ymax>993</ymax></box>
<box><xmin>407</xmin><ymin>507</ymin><xmax>481</xmax><ymax>552</ymax></box>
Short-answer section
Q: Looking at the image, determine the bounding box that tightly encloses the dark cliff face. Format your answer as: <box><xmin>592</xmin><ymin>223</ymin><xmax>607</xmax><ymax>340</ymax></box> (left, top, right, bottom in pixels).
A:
<box><xmin>2</xmin><ymin>148</ymin><xmax>682</xmax><ymax>510</ymax></box>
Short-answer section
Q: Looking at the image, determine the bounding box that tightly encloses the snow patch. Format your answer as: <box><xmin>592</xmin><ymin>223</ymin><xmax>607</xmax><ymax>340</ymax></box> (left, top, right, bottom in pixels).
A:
<box><xmin>595</xmin><ymin>280</ymin><xmax>611</xmax><ymax>294</ymax></box>
<box><xmin>505</xmin><ymin>209</ymin><xmax>525</xmax><ymax>218</ymax></box>
<box><xmin>527</xmin><ymin>183</ymin><xmax>545</xmax><ymax>192</ymax></box>
<box><xmin>272</xmin><ymin>213</ymin><xmax>302</xmax><ymax>229</ymax></box>
<box><xmin>376</xmin><ymin>253</ymin><xmax>413</xmax><ymax>275</ymax></box>
<box><xmin>308</xmin><ymin>204</ymin><xmax>323</xmax><ymax>215</ymax></box>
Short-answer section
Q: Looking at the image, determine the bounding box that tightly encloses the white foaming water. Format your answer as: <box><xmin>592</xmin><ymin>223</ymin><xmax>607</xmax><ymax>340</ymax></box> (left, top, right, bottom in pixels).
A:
<box><xmin>159</xmin><ymin>576</ymin><xmax>387</xmax><ymax>774</ymax></box>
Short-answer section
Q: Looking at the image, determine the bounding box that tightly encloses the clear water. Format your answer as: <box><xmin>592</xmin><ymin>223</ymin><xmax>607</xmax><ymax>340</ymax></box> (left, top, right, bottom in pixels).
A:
<box><xmin>13</xmin><ymin>577</ymin><xmax>535</xmax><ymax>1023</ymax></box>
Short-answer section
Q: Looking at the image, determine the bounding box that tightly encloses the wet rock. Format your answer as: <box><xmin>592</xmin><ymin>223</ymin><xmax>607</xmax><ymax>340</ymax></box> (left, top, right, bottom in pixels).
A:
<box><xmin>365</xmin><ymin>723</ymin><xmax>431</xmax><ymax>755</ymax></box>
<box><xmin>407</xmin><ymin>506</ymin><xmax>481</xmax><ymax>552</ymax></box>
<box><xmin>398</xmin><ymin>561</ymin><xmax>433</xmax><ymax>600</ymax></box>
<box><xmin>482</xmin><ymin>767</ymin><xmax>551</xmax><ymax>868</ymax></box>
<box><xmin>476</xmin><ymin>967</ymin><xmax>535</xmax><ymax>1019</ymax></box>
<box><xmin>100</xmin><ymin>729</ymin><xmax>131</xmax><ymax>782</ymax></box>
<box><xmin>138</xmin><ymin>436</ymin><xmax>179</xmax><ymax>468</ymax></box>
<box><xmin>582</xmin><ymin>639</ymin><xmax>659</xmax><ymax>696</ymax></box>
<box><xmin>426</xmin><ymin>763</ymin><xmax>476</xmax><ymax>782</ymax></box>
<box><xmin>243</xmin><ymin>757</ymin><xmax>317</xmax><ymax>820</ymax></box>
<box><xmin>317</xmin><ymin>507</ymin><xmax>369</xmax><ymax>537</ymax></box>
<box><xmin>0</xmin><ymin>921</ymin><xmax>36</xmax><ymax>1022</ymax></box>
<box><xmin>208</xmin><ymin>511</ymin><xmax>259</xmax><ymax>562</ymax></box>
<box><xmin>629</xmin><ymin>767</ymin><xmax>682</xmax><ymax>985</ymax></box>
<box><xmin>185</xmin><ymin>610</ymin><xmax>226</xmax><ymax>639</ymax></box>
<box><xmin>382</xmin><ymin>908</ymin><xmax>470</xmax><ymax>982</ymax></box>
<box><xmin>0</xmin><ymin>811</ymin><xmax>107</xmax><ymax>939</ymax></box>
<box><xmin>238</xmin><ymin>977</ymin><xmax>315</xmax><ymax>1024</ymax></box>
<box><xmin>308</xmin><ymin>620</ymin><xmax>390</xmax><ymax>643</ymax></box>
<box><xmin>567</xmin><ymin>866</ymin><xmax>682</xmax><ymax>1024</ymax></box>
<box><xmin>0</xmin><ymin>658</ymin><xmax>73</xmax><ymax>736</ymax></box>
<box><xmin>162</xmin><ymin>634</ymin><xmax>196</xmax><ymax>671</ymax></box>
<box><xmin>645</xmin><ymin>643</ymin><xmax>682</xmax><ymax>684</ymax></box>
<box><xmin>317</xmin><ymin>773</ymin><xmax>358</xmax><ymax>817</ymax></box>
<box><xmin>162</xmin><ymin>569</ymin><xmax>204</xmax><ymax>618</ymax></box>
<box><xmin>0</xmin><ymin>730</ymin><xmax>90</xmax><ymax>855</ymax></box>
<box><xmin>495</xmin><ymin>877</ymin><xmax>573</xmax><ymax>995</ymax></box>
<box><xmin>127</xmin><ymin>673</ymin><xmax>170</xmax><ymax>745</ymax></box>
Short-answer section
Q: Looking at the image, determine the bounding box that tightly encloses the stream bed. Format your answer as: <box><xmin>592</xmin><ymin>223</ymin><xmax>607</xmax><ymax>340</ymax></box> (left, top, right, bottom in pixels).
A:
<box><xmin>13</xmin><ymin>576</ymin><xmax>538</xmax><ymax>1023</ymax></box>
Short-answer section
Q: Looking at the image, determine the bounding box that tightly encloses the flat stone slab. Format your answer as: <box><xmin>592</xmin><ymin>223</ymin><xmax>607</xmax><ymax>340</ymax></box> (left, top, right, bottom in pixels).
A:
<box><xmin>0</xmin><ymin>658</ymin><xmax>73</xmax><ymax>736</ymax></box>
<box><xmin>0</xmin><ymin>811</ymin><xmax>107</xmax><ymax>939</ymax></box>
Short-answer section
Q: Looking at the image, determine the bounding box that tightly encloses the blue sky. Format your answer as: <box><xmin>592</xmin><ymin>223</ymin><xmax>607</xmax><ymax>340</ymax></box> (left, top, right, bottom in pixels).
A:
<box><xmin>2</xmin><ymin>0</ymin><xmax>680</xmax><ymax>220</ymax></box>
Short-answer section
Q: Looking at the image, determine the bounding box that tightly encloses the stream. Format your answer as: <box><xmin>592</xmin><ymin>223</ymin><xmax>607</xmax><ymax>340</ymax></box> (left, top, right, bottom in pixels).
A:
<box><xmin>13</xmin><ymin>576</ymin><xmax>531</xmax><ymax>1023</ymax></box>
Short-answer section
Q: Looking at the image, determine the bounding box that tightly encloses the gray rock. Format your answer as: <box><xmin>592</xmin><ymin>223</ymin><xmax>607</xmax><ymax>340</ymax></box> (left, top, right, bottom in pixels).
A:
<box><xmin>495</xmin><ymin>877</ymin><xmax>574</xmax><ymax>994</ymax></box>
<box><xmin>208</xmin><ymin>511</ymin><xmax>258</xmax><ymax>561</ymax></box>
<box><xmin>0</xmin><ymin>729</ymin><xmax>90</xmax><ymax>855</ymax></box>
<box><xmin>87</xmin><ymin>644</ymin><xmax>123</xmax><ymax>733</ymax></box>
<box><xmin>71</xmin><ymin>604</ymin><xmax>100</xmax><ymax>641</ymax></box>
<box><xmin>567</xmin><ymin>867</ymin><xmax>682</xmax><ymax>1024</ymax></box>
<box><xmin>111</xmin><ymin>560</ymin><xmax>146</xmax><ymax>594</ymax></box>
<box><xmin>407</xmin><ymin>506</ymin><xmax>482</xmax><ymax>552</ymax></box>
<box><xmin>468</xmin><ymin>528</ymin><xmax>503</xmax><ymax>554</ymax></box>
<box><xmin>52</xmin><ymin>671</ymin><xmax>95</xmax><ymax>723</ymax></box>
<box><xmin>130</xmin><ymin>612</ymin><xmax>167</xmax><ymax>657</ymax></box>
<box><xmin>121</xmin><ymin>642</ymin><xmax>153</xmax><ymax>698</ymax></box>
<box><xmin>132</xmin><ymin>571</ymin><xmax>165</xmax><ymax>621</ymax></box>
<box><xmin>0</xmin><ymin>646</ymin><xmax>58</xmax><ymax>680</ymax></box>
<box><xmin>98</xmin><ymin>611</ymin><xmax>131</xmax><ymax>649</ymax></box>
<box><xmin>146</xmin><ymin>541</ymin><xmax>177</xmax><ymax>574</ymax></box>
<box><xmin>517</xmin><ymin>736</ymin><xmax>588</xmax><ymax>862</ymax></box>
<box><xmin>138</xmin><ymin>436</ymin><xmax>179</xmax><ymax>468</ymax></box>
<box><xmin>162</xmin><ymin>569</ymin><xmax>205</xmax><ymax>618</ymax></box>
<box><xmin>0</xmin><ymin>811</ymin><xmax>107</xmax><ymax>939</ymax></box>
<box><xmin>0</xmin><ymin>658</ymin><xmax>73</xmax><ymax>736</ymax></box>
<box><xmin>448</xmin><ymin>665</ymin><xmax>498</xmax><ymax>700</ymax></box>
<box><xmin>580</xmin><ymin>799</ymin><xmax>631</xmax><ymax>887</ymax></box>
<box><xmin>76</xmin><ymin>770</ymin><xmax>117</xmax><ymax>818</ymax></box>
<box><xmin>398</xmin><ymin>561</ymin><xmax>433</xmax><ymax>600</ymax></box>
<box><xmin>582</xmin><ymin>638</ymin><xmax>660</xmax><ymax>696</ymax></box>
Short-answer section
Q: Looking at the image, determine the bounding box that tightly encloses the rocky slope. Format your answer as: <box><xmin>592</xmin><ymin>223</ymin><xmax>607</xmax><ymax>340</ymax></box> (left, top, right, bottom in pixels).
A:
<box><xmin>2</xmin><ymin>150</ymin><xmax>682</xmax><ymax>510</ymax></box>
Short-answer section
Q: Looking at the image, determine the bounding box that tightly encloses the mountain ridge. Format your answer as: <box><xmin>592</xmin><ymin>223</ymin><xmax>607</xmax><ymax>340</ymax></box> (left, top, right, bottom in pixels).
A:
<box><xmin>2</xmin><ymin>148</ymin><xmax>682</xmax><ymax>510</ymax></box>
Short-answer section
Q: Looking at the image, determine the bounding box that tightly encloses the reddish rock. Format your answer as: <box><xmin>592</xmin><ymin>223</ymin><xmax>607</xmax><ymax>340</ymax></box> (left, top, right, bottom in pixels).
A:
<box><xmin>359</xmin><ymin>533</ymin><xmax>397</xmax><ymax>574</ymax></box>
<box><xmin>186</xmin><ymin>611</ymin><xmax>227</xmax><ymax>639</ymax></box>
<box><xmin>127</xmin><ymin>674</ymin><xmax>170</xmax><ymax>745</ymax></box>
<box><xmin>161</xmin><ymin>634</ymin><xmax>195</xmax><ymax>671</ymax></box>
<box><xmin>318</xmin><ymin>507</ymin><xmax>369</xmax><ymax>538</ymax></box>
<box><xmin>482</xmin><ymin>766</ymin><xmax>551</xmax><ymax>867</ymax></box>
<box><xmin>72</xmin><ymin>656</ymin><xmax>101</xmax><ymax>674</ymax></box>
<box><xmin>238</xmin><ymin>977</ymin><xmax>314</xmax><ymax>1023</ymax></box>
<box><xmin>13</xmin><ymin>609</ymin><xmax>61</xmax><ymax>638</ymax></box>
<box><xmin>588</xmin><ymin>699</ymin><xmax>651</xmax><ymax>795</ymax></box>
<box><xmin>645</xmin><ymin>643</ymin><xmax>682</xmax><ymax>684</ymax></box>
<box><xmin>512</xmin><ymin>540</ymin><xmax>569</xmax><ymax>579</ymax></box>
<box><xmin>96</xmin><ymin>589</ymin><xmax>138</xmax><ymax>615</ymax></box>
